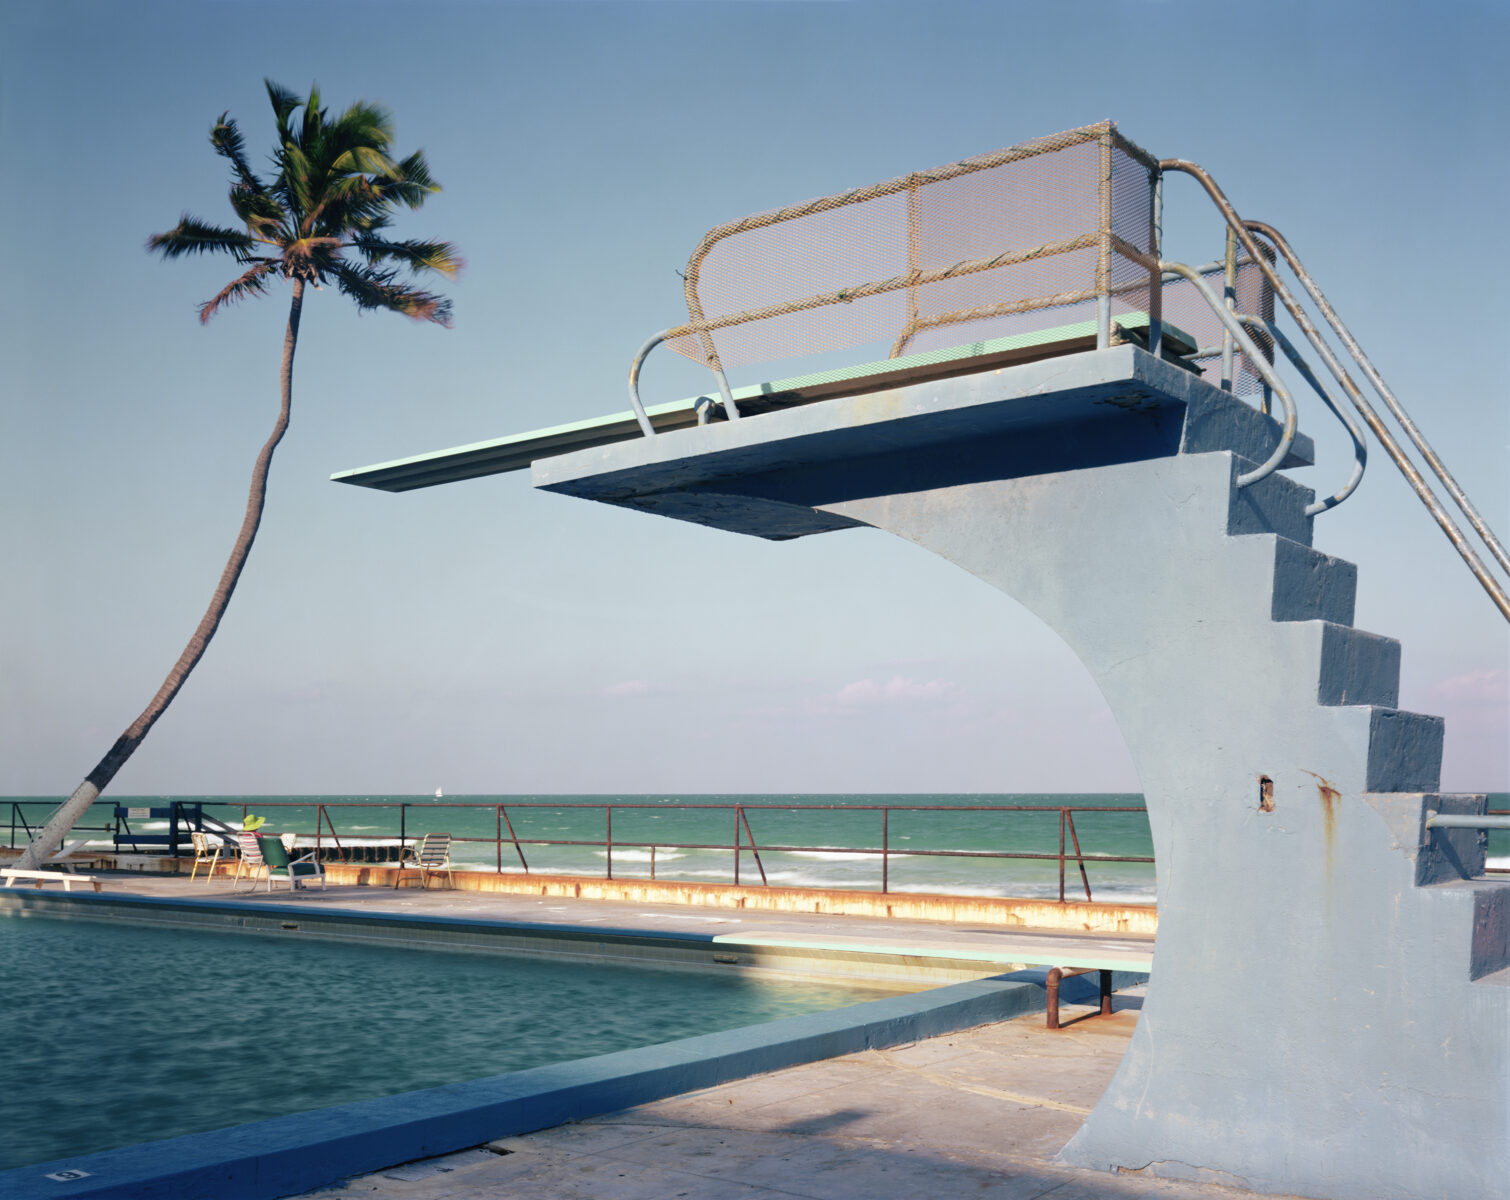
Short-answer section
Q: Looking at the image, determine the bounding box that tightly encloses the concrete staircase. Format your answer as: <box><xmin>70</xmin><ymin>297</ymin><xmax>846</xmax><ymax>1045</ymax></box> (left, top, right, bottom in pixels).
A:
<box><xmin>536</xmin><ymin>344</ymin><xmax>1509</xmax><ymax>1199</ymax></box>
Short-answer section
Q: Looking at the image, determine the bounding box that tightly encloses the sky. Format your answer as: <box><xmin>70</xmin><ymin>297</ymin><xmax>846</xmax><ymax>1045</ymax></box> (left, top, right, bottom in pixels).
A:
<box><xmin>1</xmin><ymin>0</ymin><xmax>1506</xmax><ymax>798</ymax></box>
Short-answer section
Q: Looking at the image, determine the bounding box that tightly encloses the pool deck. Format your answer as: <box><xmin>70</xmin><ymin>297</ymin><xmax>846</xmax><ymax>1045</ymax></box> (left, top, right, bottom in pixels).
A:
<box><xmin>300</xmin><ymin>1002</ymin><xmax>1310</xmax><ymax>1200</ymax></box>
<box><xmin>5</xmin><ymin>873</ymin><xmax>1301</xmax><ymax>1199</ymax></box>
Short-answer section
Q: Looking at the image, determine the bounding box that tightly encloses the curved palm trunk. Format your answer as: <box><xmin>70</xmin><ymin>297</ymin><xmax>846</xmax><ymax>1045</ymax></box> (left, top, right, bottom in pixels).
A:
<box><xmin>16</xmin><ymin>280</ymin><xmax>306</xmax><ymax>870</ymax></box>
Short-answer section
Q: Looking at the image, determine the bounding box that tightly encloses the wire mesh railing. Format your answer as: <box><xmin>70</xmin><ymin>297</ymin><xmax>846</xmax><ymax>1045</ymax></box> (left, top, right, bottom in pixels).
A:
<box><xmin>623</xmin><ymin>122</ymin><xmax>1509</xmax><ymax>626</ymax></box>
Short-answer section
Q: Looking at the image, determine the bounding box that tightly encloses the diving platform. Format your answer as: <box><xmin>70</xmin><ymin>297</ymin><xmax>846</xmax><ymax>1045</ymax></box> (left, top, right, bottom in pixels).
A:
<box><xmin>332</xmin><ymin>314</ymin><xmax>1200</xmax><ymax>495</ymax></box>
<box><xmin>331</xmin><ymin>122</ymin><xmax>1510</xmax><ymax>1200</ymax></box>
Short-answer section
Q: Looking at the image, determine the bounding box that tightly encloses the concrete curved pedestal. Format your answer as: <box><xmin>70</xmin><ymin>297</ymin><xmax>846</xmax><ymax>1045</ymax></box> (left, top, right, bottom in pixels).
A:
<box><xmin>825</xmin><ymin>455</ymin><xmax>1506</xmax><ymax>1199</ymax></box>
<box><xmin>537</xmin><ymin>346</ymin><xmax>1509</xmax><ymax>1200</ymax></box>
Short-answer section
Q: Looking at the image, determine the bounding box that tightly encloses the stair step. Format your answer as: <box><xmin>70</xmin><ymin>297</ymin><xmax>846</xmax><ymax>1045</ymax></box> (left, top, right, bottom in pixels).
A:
<box><xmin>1179</xmin><ymin>376</ymin><xmax>1315</xmax><ymax>469</ymax></box>
<box><xmin>1270</xmin><ymin>538</ymin><xmax>1357</xmax><ymax>625</ymax></box>
<box><xmin>1226</xmin><ymin>462</ymin><xmax>1315</xmax><ymax>545</ymax></box>
<box><xmin>1366</xmin><ymin>709</ymin><xmax>1444</xmax><ymax>793</ymax></box>
<box><xmin>1417</xmin><ymin>879</ymin><xmax>1510</xmax><ymax>979</ymax></box>
<box><xmin>1363</xmin><ymin>793</ymin><xmax>1488</xmax><ymax>884</ymax></box>
<box><xmin>1471</xmin><ymin>880</ymin><xmax>1510</xmax><ymax>979</ymax></box>
<box><xmin>1317</xmin><ymin>624</ymin><xmax>1400</xmax><ymax>707</ymax></box>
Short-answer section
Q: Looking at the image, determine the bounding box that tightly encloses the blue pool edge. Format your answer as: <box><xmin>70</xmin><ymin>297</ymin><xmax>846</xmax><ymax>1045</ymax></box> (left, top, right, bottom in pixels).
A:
<box><xmin>0</xmin><ymin>976</ymin><xmax>1136</xmax><ymax>1200</ymax></box>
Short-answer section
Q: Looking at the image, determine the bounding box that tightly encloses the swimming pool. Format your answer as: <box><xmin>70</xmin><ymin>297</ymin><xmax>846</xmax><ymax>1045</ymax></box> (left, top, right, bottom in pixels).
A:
<box><xmin>0</xmin><ymin>913</ymin><xmax>901</xmax><ymax>1171</ymax></box>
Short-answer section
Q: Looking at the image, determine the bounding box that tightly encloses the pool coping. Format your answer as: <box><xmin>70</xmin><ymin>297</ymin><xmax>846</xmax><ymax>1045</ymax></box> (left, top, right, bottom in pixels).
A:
<box><xmin>0</xmin><ymin>888</ymin><xmax>1151</xmax><ymax>985</ymax></box>
<box><xmin>1</xmin><ymin>890</ymin><xmax>1143</xmax><ymax>1200</ymax></box>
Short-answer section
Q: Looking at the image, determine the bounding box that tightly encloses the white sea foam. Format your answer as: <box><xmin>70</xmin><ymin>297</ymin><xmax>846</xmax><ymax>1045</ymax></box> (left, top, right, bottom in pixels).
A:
<box><xmin>594</xmin><ymin>849</ymin><xmax>686</xmax><ymax>863</ymax></box>
<box><xmin>642</xmin><ymin>864</ymin><xmax>1155</xmax><ymax>903</ymax></box>
<box><xmin>1487</xmin><ymin>856</ymin><xmax>1510</xmax><ymax>872</ymax></box>
<box><xmin>784</xmin><ymin>850</ymin><xmax>901</xmax><ymax>863</ymax></box>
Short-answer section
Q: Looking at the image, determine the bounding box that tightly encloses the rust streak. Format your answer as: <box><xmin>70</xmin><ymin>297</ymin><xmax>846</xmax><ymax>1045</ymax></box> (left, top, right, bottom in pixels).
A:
<box><xmin>1316</xmin><ymin>776</ymin><xmax>1340</xmax><ymax>873</ymax></box>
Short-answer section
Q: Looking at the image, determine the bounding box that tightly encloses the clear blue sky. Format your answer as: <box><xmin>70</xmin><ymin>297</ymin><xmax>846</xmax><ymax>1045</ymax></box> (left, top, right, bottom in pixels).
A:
<box><xmin>2</xmin><ymin>0</ymin><xmax>1505</xmax><ymax>796</ymax></box>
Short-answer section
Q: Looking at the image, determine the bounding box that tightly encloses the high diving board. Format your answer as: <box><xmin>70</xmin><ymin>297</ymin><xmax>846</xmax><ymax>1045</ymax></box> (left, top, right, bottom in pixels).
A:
<box><xmin>331</xmin><ymin>315</ymin><xmax>1196</xmax><ymax>494</ymax></box>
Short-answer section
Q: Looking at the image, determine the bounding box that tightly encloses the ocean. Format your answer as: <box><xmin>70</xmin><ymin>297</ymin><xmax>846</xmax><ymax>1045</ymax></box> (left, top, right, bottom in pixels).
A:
<box><xmin>7</xmin><ymin>792</ymin><xmax>1507</xmax><ymax>906</ymax></box>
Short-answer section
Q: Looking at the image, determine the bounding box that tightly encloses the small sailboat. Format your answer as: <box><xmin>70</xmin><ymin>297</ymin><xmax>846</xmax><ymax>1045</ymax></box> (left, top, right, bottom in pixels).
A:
<box><xmin>434</xmin><ymin>787</ymin><xmax>443</xmax><ymax>800</ymax></box>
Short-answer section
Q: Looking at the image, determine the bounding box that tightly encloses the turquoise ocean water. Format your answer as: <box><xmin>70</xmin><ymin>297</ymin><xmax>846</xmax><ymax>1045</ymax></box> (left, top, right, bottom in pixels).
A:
<box><xmin>5</xmin><ymin>793</ymin><xmax>1505</xmax><ymax>905</ymax></box>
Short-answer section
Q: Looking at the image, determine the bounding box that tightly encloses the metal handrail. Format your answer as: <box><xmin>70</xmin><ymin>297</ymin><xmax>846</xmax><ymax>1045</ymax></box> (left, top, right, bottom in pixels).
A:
<box><xmin>1425</xmin><ymin>813</ymin><xmax>1510</xmax><ymax>830</ymax></box>
<box><xmin>1161</xmin><ymin>159</ymin><xmax>1510</xmax><ymax>623</ymax></box>
<box><xmin>1237</xmin><ymin>315</ymin><xmax>1367</xmax><ymax>514</ymax></box>
<box><xmin>628</xmin><ymin>329</ymin><xmax>739</xmax><ymax>437</ymax></box>
<box><xmin>1246</xmin><ymin>219</ymin><xmax>1510</xmax><ymax>579</ymax></box>
<box><xmin>1160</xmin><ymin>260</ymin><xmax>1296</xmax><ymax>488</ymax></box>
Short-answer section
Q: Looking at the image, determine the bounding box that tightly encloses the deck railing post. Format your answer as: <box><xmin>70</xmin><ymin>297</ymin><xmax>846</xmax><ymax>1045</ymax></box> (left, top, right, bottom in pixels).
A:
<box><xmin>1058</xmin><ymin>809</ymin><xmax>1067</xmax><ymax>903</ymax></box>
<box><xmin>1096</xmin><ymin>127</ymin><xmax>1113</xmax><ymax>349</ymax></box>
<box><xmin>882</xmin><ymin>807</ymin><xmax>889</xmax><ymax>894</ymax></box>
<box><xmin>733</xmin><ymin>805</ymin><xmax>741</xmax><ymax>886</ymax></box>
<box><xmin>606</xmin><ymin>805</ymin><xmax>613</xmax><ymax>880</ymax></box>
<box><xmin>500</xmin><ymin>806</ymin><xmax>528</xmax><ymax>873</ymax></box>
<box><xmin>1066</xmin><ymin>809</ymin><xmax>1093</xmax><ymax>902</ymax></box>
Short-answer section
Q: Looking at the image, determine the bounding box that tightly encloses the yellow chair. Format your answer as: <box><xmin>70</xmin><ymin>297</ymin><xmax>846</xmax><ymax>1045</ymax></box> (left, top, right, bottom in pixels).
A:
<box><xmin>189</xmin><ymin>831</ymin><xmax>227</xmax><ymax>883</ymax></box>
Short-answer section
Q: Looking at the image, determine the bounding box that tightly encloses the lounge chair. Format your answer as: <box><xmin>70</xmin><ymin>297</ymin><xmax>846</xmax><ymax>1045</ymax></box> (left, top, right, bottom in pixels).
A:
<box><xmin>393</xmin><ymin>832</ymin><xmax>455</xmax><ymax>890</ymax></box>
<box><xmin>43</xmin><ymin>838</ymin><xmax>97</xmax><ymax>873</ymax></box>
<box><xmin>255</xmin><ymin>834</ymin><xmax>326</xmax><ymax>892</ymax></box>
<box><xmin>232</xmin><ymin>832</ymin><xmax>267</xmax><ymax>889</ymax></box>
<box><xmin>1</xmin><ymin>867</ymin><xmax>102</xmax><ymax>892</ymax></box>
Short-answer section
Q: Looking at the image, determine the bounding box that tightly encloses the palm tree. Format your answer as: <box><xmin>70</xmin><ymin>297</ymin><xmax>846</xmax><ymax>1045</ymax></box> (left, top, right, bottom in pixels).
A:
<box><xmin>15</xmin><ymin>81</ymin><xmax>461</xmax><ymax>869</ymax></box>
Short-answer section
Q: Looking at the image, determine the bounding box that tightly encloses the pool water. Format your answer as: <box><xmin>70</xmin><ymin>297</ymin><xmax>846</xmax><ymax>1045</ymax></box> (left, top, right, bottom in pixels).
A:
<box><xmin>0</xmin><ymin>913</ymin><xmax>900</xmax><ymax>1170</ymax></box>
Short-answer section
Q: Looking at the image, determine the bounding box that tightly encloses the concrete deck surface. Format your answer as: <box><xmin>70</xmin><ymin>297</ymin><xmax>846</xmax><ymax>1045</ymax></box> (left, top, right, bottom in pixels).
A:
<box><xmin>299</xmin><ymin>1003</ymin><xmax>1308</xmax><ymax>1200</ymax></box>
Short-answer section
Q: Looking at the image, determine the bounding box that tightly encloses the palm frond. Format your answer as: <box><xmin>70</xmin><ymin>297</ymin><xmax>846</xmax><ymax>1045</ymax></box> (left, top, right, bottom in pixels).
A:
<box><xmin>264</xmin><ymin>80</ymin><xmax>301</xmax><ymax>143</ymax></box>
<box><xmin>209</xmin><ymin>115</ymin><xmax>264</xmax><ymax>195</ymax></box>
<box><xmin>328</xmin><ymin>100</ymin><xmax>394</xmax><ymax>157</ymax></box>
<box><xmin>375</xmin><ymin>150</ymin><xmax>440</xmax><ymax>210</ymax></box>
<box><xmin>331</xmin><ymin>144</ymin><xmax>399</xmax><ymax>179</ymax></box>
<box><xmin>197</xmin><ymin>260</ymin><xmax>281</xmax><ymax>323</ymax></box>
<box><xmin>147</xmin><ymin>216</ymin><xmax>258</xmax><ymax>260</ymax></box>
<box><xmin>300</xmin><ymin>82</ymin><xmax>325</xmax><ymax>148</ymax></box>
<box><xmin>353</xmin><ymin>235</ymin><xmax>463</xmax><ymax>277</ymax></box>
<box><xmin>331</xmin><ymin>262</ymin><xmax>453</xmax><ymax>326</ymax></box>
<box><xmin>305</xmin><ymin>176</ymin><xmax>392</xmax><ymax>238</ymax></box>
<box><xmin>229</xmin><ymin>184</ymin><xmax>289</xmax><ymax>242</ymax></box>
<box><xmin>279</xmin><ymin>143</ymin><xmax>314</xmax><ymax>228</ymax></box>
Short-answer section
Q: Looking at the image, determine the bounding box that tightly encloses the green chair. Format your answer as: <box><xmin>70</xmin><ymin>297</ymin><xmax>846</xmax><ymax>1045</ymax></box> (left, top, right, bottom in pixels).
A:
<box><xmin>255</xmin><ymin>834</ymin><xmax>326</xmax><ymax>892</ymax></box>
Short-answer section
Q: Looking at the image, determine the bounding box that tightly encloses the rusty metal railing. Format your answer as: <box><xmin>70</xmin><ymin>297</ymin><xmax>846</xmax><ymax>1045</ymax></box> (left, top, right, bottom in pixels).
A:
<box><xmin>192</xmin><ymin>799</ymin><xmax>1155</xmax><ymax>904</ymax></box>
<box><xmin>9</xmin><ymin>798</ymin><xmax>1500</xmax><ymax>884</ymax></box>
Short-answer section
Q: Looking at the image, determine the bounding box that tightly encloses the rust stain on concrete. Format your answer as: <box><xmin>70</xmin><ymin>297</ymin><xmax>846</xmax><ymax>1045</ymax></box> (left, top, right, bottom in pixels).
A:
<box><xmin>1314</xmin><ymin>775</ymin><xmax>1341</xmax><ymax>872</ymax></box>
<box><xmin>314</xmin><ymin>864</ymin><xmax>1161</xmax><ymax>934</ymax></box>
